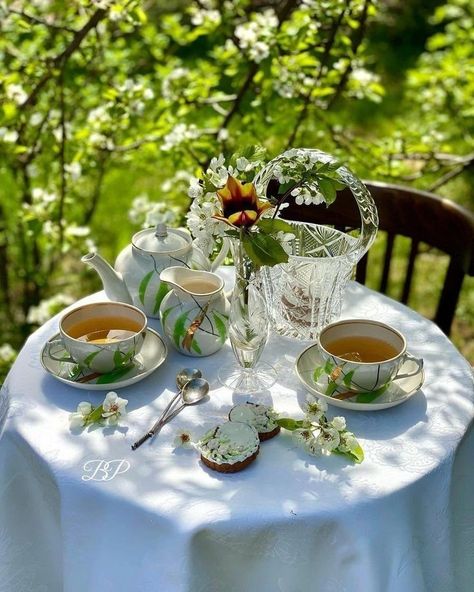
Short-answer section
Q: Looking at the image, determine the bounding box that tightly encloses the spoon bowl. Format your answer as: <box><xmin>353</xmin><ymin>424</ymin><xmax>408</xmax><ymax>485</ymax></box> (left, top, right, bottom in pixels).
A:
<box><xmin>176</xmin><ymin>368</ymin><xmax>202</xmax><ymax>390</ymax></box>
<box><xmin>181</xmin><ymin>377</ymin><xmax>209</xmax><ymax>405</ymax></box>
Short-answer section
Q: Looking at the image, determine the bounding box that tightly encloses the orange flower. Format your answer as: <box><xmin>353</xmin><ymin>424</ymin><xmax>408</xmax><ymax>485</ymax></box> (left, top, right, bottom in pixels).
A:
<box><xmin>213</xmin><ymin>175</ymin><xmax>272</xmax><ymax>228</ymax></box>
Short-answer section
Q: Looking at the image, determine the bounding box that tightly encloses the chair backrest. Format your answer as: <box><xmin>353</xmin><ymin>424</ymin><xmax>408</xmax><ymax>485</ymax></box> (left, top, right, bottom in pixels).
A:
<box><xmin>280</xmin><ymin>180</ymin><xmax>474</xmax><ymax>335</ymax></box>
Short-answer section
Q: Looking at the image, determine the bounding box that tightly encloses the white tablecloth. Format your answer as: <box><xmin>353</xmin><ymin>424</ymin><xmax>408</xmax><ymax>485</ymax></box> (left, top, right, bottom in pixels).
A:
<box><xmin>1</xmin><ymin>275</ymin><xmax>473</xmax><ymax>592</ymax></box>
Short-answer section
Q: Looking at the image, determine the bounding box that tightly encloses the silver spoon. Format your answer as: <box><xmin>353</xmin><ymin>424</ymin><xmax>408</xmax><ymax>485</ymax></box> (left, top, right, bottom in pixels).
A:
<box><xmin>157</xmin><ymin>377</ymin><xmax>210</xmax><ymax>428</ymax></box>
<box><xmin>132</xmin><ymin>378</ymin><xmax>209</xmax><ymax>450</ymax></box>
<box><xmin>159</xmin><ymin>368</ymin><xmax>202</xmax><ymax>423</ymax></box>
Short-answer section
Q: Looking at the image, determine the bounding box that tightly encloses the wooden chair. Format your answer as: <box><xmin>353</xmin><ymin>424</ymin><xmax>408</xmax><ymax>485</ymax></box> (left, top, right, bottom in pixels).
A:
<box><xmin>280</xmin><ymin>180</ymin><xmax>474</xmax><ymax>335</ymax></box>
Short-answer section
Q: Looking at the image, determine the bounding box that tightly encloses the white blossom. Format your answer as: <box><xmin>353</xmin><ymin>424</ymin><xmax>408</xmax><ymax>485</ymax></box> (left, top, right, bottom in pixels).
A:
<box><xmin>65</xmin><ymin>225</ymin><xmax>90</xmax><ymax>238</ymax></box>
<box><xmin>0</xmin><ymin>343</ymin><xmax>16</xmax><ymax>363</ymax></box>
<box><xmin>351</xmin><ymin>68</ymin><xmax>378</xmax><ymax>85</ymax></box>
<box><xmin>174</xmin><ymin>429</ymin><xmax>194</xmax><ymax>449</ymax></box>
<box><xmin>27</xmin><ymin>293</ymin><xmax>74</xmax><ymax>325</ymax></box>
<box><xmin>162</xmin><ymin>123</ymin><xmax>198</xmax><ymax>151</ymax></box>
<box><xmin>249</xmin><ymin>41</ymin><xmax>270</xmax><ymax>63</ymax></box>
<box><xmin>69</xmin><ymin>401</ymin><xmax>93</xmax><ymax>429</ymax></box>
<box><xmin>128</xmin><ymin>195</ymin><xmax>180</xmax><ymax>229</ymax></box>
<box><xmin>6</xmin><ymin>83</ymin><xmax>27</xmax><ymax>105</ymax></box>
<box><xmin>0</xmin><ymin>128</ymin><xmax>18</xmax><ymax>143</ymax></box>
<box><xmin>64</xmin><ymin>162</ymin><xmax>82</xmax><ymax>180</ymax></box>
<box><xmin>318</xmin><ymin>426</ymin><xmax>341</xmax><ymax>454</ymax></box>
<box><xmin>102</xmin><ymin>391</ymin><xmax>128</xmax><ymax>425</ymax></box>
<box><xmin>30</xmin><ymin>112</ymin><xmax>43</xmax><ymax>126</ymax></box>
<box><xmin>292</xmin><ymin>428</ymin><xmax>314</xmax><ymax>449</ymax></box>
<box><xmin>217</xmin><ymin>128</ymin><xmax>229</xmax><ymax>142</ymax></box>
<box><xmin>305</xmin><ymin>396</ymin><xmax>327</xmax><ymax>421</ymax></box>
<box><xmin>191</xmin><ymin>9</ymin><xmax>221</xmax><ymax>26</ymax></box>
<box><xmin>331</xmin><ymin>416</ymin><xmax>346</xmax><ymax>432</ymax></box>
<box><xmin>188</xmin><ymin>177</ymin><xmax>204</xmax><ymax>199</ymax></box>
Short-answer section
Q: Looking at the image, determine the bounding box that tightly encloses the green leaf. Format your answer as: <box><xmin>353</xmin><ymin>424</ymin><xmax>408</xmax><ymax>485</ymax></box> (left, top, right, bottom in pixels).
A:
<box><xmin>334</xmin><ymin>444</ymin><xmax>364</xmax><ymax>464</ymax></box>
<box><xmin>317</xmin><ymin>177</ymin><xmax>337</xmax><ymax>204</ymax></box>
<box><xmin>212</xmin><ymin>311</ymin><xmax>228</xmax><ymax>343</ymax></box>
<box><xmin>343</xmin><ymin>370</ymin><xmax>355</xmax><ymax>387</ymax></box>
<box><xmin>242</xmin><ymin>232</ymin><xmax>289</xmax><ymax>267</ymax></box>
<box><xmin>85</xmin><ymin>405</ymin><xmax>103</xmax><ymax>424</ymax></box>
<box><xmin>153</xmin><ymin>282</ymin><xmax>170</xmax><ymax>314</ymax></box>
<box><xmin>355</xmin><ymin>383</ymin><xmax>390</xmax><ymax>403</ymax></box>
<box><xmin>191</xmin><ymin>340</ymin><xmax>202</xmax><ymax>354</ymax></box>
<box><xmin>275</xmin><ymin>417</ymin><xmax>306</xmax><ymax>431</ymax></box>
<box><xmin>256</xmin><ymin>218</ymin><xmax>294</xmax><ymax>235</ymax></box>
<box><xmin>173</xmin><ymin>310</ymin><xmax>190</xmax><ymax>348</ymax></box>
<box><xmin>96</xmin><ymin>364</ymin><xmax>134</xmax><ymax>384</ymax></box>
<box><xmin>313</xmin><ymin>366</ymin><xmax>325</xmax><ymax>382</ymax></box>
<box><xmin>83</xmin><ymin>350</ymin><xmax>100</xmax><ymax>368</ymax></box>
<box><xmin>113</xmin><ymin>350</ymin><xmax>124</xmax><ymax>367</ymax></box>
<box><xmin>323</xmin><ymin>359</ymin><xmax>334</xmax><ymax>374</ymax></box>
<box><xmin>138</xmin><ymin>271</ymin><xmax>154</xmax><ymax>305</ymax></box>
<box><xmin>325</xmin><ymin>381</ymin><xmax>338</xmax><ymax>396</ymax></box>
<box><xmin>161</xmin><ymin>303</ymin><xmax>179</xmax><ymax>327</ymax></box>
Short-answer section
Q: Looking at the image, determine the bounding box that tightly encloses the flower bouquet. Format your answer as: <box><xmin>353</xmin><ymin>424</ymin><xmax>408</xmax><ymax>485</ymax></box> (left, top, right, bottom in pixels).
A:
<box><xmin>188</xmin><ymin>146</ymin><xmax>378</xmax><ymax>341</ymax></box>
<box><xmin>187</xmin><ymin>146</ymin><xmax>351</xmax><ymax>391</ymax></box>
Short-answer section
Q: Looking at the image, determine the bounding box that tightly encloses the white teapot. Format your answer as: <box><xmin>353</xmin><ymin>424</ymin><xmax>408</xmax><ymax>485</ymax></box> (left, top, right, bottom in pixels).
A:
<box><xmin>82</xmin><ymin>223</ymin><xmax>228</xmax><ymax>318</ymax></box>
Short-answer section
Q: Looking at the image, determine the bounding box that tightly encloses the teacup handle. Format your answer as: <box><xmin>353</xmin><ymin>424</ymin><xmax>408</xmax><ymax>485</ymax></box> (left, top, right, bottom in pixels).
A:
<box><xmin>393</xmin><ymin>352</ymin><xmax>424</xmax><ymax>381</ymax></box>
<box><xmin>46</xmin><ymin>339</ymin><xmax>76</xmax><ymax>364</ymax></box>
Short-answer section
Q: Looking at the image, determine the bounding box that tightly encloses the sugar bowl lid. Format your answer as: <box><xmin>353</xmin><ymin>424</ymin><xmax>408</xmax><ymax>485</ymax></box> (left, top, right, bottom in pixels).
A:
<box><xmin>132</xmin><ymin>223</ymin><xmax>190</xmax><ymax>254</ymax></box>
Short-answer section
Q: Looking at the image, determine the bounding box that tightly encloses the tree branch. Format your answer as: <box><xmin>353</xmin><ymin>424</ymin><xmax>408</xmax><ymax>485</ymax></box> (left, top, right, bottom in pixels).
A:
<box><xmin>428</xmin><ymin>158</ymin><xmax>474</xmax><ymax>191</ymax></box>
<box><xmin>285</xmin><ymin>1</ymin><xmax>350</xmax><ymax>149</ymax></box>
<box><xmin>8</xmin><ymin>8</ymin><xmax>77</xmax><ymax>33</ymax></box>
<box><xmin>21</xmin><ymin>8</ymin><xmax>107</xmax><ymax>111</ymax></box>
<box><xmin>326</xmin><ymin>0</ymin><xmax>371</xmax><ymax>110</ymax></box>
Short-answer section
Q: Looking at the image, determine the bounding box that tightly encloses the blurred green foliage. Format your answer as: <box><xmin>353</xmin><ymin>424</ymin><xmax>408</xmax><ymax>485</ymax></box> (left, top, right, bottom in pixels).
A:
<box><xmin>0</xmin><ymin>0</ymin><xmax>472</xmax><ymax>382</ymax></box>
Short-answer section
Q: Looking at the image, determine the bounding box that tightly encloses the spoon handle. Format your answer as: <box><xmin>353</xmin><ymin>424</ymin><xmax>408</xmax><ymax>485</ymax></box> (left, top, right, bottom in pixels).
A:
<box><xmin>156</xmin><ymin>402</ymin><xmax>185</xmax><ymax>428</ymax></box>
<box><xmin>132</xmin><ymin>389</ymin><xmax>182</xmax><ymax>450</ymax></box>
<box><xmin>157</xmin><ymin>390</ymin><xmax>181</xmax><ymax>425</ymax></box>
<box><xmin>131</xmin><ymin>431</ymin><xmax>154</xmax><ymax>450</ymax></box>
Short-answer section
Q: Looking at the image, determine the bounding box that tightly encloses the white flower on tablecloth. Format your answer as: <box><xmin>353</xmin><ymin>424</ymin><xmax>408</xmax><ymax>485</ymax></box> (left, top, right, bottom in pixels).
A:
<box><xmin>338</xmin><ymin>431</ymin><xmax>359</xmax><ymax>454</ymax></box>
<box><xmin>331</xmin><ymin>416</ymin><xmax>346</xmax><ymax>432</ymax></box>
<box><xmin>305</xmin><ymin>434</ymin><xmax>323</xmax><ymax>456</ymax></box>
<box><xmin>174</xmin><ymin>429</ymin><xmax>194</xmax><ymax>449</ymax></box>
<box><xmin>101</xmin><ymin>391</ymin><xmax>128</xmax><ymax>425</ymax></box>
<box><xmin>292</xmin><ymin>428</ymin><xmax>313</xmax><ymax>449</ymax></box>
<box><xmin>318</xmin><ymin>426</ymin><xmax>341</xmax><ymax>454</ymax></box>
<box><xmin>69</xmin><ymin>401</ymin><xmax>93</xmax><ymax>429</ymax></box>
<box><xmin>305</xmin><ymin>396</ymin><xmax>327</xmax><ymax>421</ymax></box>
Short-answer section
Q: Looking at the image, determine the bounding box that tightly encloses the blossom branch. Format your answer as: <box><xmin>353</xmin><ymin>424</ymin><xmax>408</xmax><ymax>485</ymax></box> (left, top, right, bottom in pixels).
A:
<box><xmin>21</xmin><ymin>8</ymin><xmax>108</xmax><ymax>111</ymax></box>
<box><xmin>285</xmin><ymin>2</ymin><xmax>350</xmax><ymax>149</ymax></box>
<box><xmin>326</xmin><ymin>0</ymin><xmax>371</xmax><ymax>109</ymax></box>
<box><xmin>7</xmin><ymin>7</ymin><xmax>78</xmax><ymax>33</ymax></box>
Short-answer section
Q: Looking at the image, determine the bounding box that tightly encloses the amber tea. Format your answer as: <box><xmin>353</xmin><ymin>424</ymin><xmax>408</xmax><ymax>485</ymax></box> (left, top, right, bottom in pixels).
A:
<box><xmin>67</xmin><ymin>317</ymin><xmax>142</xmax><ymax>344</ymax></box>
<box><xmin>325</xmin><ymin>335</ymin><xmax>400</xmax><ymax>363</ymax></box>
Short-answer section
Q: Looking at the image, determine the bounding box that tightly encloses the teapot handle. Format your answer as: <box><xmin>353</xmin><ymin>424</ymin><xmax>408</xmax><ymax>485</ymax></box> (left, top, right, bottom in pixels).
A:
<box><xmin>192</xmin><ymin>237</ymin><xmax>230</xmax><ymax>272</ymax></box>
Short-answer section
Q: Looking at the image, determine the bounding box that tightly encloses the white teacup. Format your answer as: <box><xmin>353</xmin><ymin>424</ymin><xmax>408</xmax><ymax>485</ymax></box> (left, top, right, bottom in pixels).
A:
<box><xmin>47</xmin><ymin>302</ymin><xmax>147</xmax><ymax>374</ymax></box>
<box><xmin>318</xmin><ymin>319</ymin><xmax>423</xmax><ymax>393</ymax></box>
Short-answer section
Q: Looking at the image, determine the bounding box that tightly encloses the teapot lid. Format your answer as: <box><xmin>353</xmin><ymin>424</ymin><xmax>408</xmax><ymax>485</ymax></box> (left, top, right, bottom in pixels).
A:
<box><xmin>133</xmin><ymin>223</ymin><xmax>190</xmax><ymax>253</ymax></box>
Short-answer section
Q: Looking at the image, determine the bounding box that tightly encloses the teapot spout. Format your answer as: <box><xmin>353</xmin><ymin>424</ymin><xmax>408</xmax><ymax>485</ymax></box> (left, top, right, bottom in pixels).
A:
<box><xmin>81</xmin><ymin>252</ymin><xmax>133</xmax><ymax>304</ymax></box>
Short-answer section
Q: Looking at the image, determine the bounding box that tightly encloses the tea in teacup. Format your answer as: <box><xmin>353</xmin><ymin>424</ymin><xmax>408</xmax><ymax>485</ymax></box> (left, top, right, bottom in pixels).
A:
<box><xmin>318</xmin><ymin>319</ymin><xmax>423</xmax><ymax>393</ymax></box>
<box><xmin>324</xmin><ymin>335</ymin><xmax>399</xmax><ymax>363</ymax></box>
<box><xmin>47</xmin><ymin>302</ymin><xmax>147</xmax><ymax>374</ymax></box>
<box><xmin>67</xmin><ymin>316</ymin><xmax>143</xmax><ymax>344</ymax></box>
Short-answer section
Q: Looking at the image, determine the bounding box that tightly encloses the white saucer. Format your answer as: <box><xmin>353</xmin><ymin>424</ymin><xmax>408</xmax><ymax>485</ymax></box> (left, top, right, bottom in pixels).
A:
<box><xmin>295</xmin><ymin>343</ymin><xmax>425</xmax><ymax>411</ymax></box>
<box><xmin>41</xmin><ymin>327</ymin><xmax>167</xmax><ymax>391</ymax></box>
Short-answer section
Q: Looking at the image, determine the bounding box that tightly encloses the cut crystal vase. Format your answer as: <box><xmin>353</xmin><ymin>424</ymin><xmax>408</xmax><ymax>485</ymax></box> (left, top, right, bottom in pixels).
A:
<box><xmin>254</xmin><ymin>148</ymin><xmax>379</xmax><ymax>340</ymax></box>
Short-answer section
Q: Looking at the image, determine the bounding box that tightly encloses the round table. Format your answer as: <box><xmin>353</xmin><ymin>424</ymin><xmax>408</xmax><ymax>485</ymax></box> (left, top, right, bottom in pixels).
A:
<box><xmin>1</xmin><ymin>276</ymin><xmax>473</xmax><ymax>592</ymax></box>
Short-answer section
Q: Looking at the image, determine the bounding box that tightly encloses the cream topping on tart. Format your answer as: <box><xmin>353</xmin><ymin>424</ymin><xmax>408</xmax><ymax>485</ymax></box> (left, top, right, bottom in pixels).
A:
<box><xmin>229</xmin><ymin>402</ymin><xmax>278</xmax><ymax>433</ymax></box>
<box><xmin>198</xmin><ymin>421</ymin><xmax>259</xmax><ymax>465</ymax></box>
